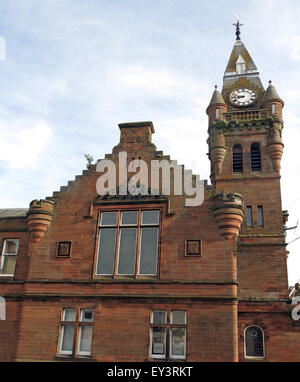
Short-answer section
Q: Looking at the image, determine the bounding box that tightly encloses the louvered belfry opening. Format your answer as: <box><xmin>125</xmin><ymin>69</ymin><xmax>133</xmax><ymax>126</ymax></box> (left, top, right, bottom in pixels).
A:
<box><xmin>251</xmin><ymin>143</ymin><xmax>262</xmax><ymax>172</ymax></box>
<box><xmin>232</xmin><ymin>144</ymin><xmax>243</xmax><ymax>173</ymax></box>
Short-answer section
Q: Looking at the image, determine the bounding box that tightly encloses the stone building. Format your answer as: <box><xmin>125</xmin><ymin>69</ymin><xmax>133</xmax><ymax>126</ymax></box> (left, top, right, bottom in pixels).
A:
<box><xmin>0</xmin><ymin>27</ymin><xmax>299</xmax><ymax>362</ymax></box>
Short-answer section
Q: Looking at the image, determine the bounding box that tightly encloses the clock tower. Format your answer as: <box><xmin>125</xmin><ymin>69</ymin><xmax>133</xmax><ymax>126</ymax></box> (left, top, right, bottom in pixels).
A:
<box><xmin>206</xmin><ymin>21</ymin><xmax>288</xmax><ymax>307</ymax></box>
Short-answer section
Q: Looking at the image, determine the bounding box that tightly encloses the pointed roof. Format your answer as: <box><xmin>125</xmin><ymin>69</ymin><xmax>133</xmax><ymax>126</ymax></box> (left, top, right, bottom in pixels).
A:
<box><xmin>221</xmin><ymin>36</ymin><xmax>265</xmax><ymax>104</ymax></box>
<box><xmin>261</xmin><ymin>80</ymin><xmax>283</xmax><ymax>105</ymax></box>
<box><xmin>224</xmin><ymin>39</ymin><xmax>257</xmax><ymax>75</ymax></box>
<box><xmin>208</xmin><ymin>85</ymin><xmax>226</xmax><ymax>107</ymax></box>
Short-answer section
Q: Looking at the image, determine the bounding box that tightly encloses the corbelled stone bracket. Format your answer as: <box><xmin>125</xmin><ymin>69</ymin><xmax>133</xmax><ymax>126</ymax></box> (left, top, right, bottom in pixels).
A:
<box><xmin>27</xmin><ymin>199</ymin><xmax>54</xmax><ymax>243</ymax></box>
<box><xmin>211</xmin><ymin>192</ymin><xmax>245</xmax><ymax>240</ymax></box>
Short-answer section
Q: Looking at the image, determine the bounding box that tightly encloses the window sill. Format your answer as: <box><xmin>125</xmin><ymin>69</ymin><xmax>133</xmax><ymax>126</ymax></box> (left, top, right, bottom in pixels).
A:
<box><xmin>244</xmin><ymin>356</ymin><xmax>265</xmax><ymax>361</ymax></box>
<box><xmin>55</xmin><ymin>355</ymin><xmax>96</xmax><ymax>362</ymax></box>
<box><xmin>93</xmin><ymin>275</ymin><xmax>158</xmax><ymax>282</ymax></box>
<box><xmin>149</xmin><ymin>357</ymin><xmax>186</xmax><ymax>362</ymax></box>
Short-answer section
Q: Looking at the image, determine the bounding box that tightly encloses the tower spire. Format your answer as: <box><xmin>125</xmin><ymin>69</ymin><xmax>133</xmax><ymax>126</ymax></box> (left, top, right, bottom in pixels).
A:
<box><xmin>233</xmin><ymin>15</ymin><xmax>243</xmax><ymax>41</ymax></box>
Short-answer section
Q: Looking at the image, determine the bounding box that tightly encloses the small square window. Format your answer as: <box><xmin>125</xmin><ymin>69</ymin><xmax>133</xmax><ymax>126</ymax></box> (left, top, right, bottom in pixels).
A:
<box><xmin>171</xmin><ymin>311</ymin><xmax>186</xmax><ymax>325</ymax></box>
<box><xmin>100</xmin><ymin>212</ymin><xmax>118</xmax><ymax>226</ymax></box>
<box><xmin>80</xmin><ymin>309</ymin><xmax>94</xmax><ymax>322</ymax></box>
<box><xmin>121</xmin><ymin>211</ymin><xmax>138</xmax><ymax>225</ymax></box>
<box><xmin>57</xmin><ymin>242</ymin><xmax>72</xmax><ymax>258</ymax></box>
<box><xmin>142</xmin><ymin>211</ymin><xmax>160</xmax><ymax>225</ymax></box>
<box><xmin>63</xmin><ymin>309</ymin><xmax>76</xmax><ymax>321</ymax></box>
<box><xmin>152</xmin><ymin>310</ymin><xmax>166</xmax><ymax>325</ymax></box>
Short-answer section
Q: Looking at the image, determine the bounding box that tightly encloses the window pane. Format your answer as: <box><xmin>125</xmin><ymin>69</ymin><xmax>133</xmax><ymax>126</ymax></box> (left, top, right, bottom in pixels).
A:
<box><xmin>258</xmin><ymin>206</ymin><xmax>264</xmax><ymax>227</ymax></box>
<box><xmin>246</xmin><ymin>206</ymin><xmax>253</xmax><ymax>227</ymax></box>
<box><xmin>96</xmin><ymin>228</ymin><xmax>117</xmax><ymax>274</ymax></box>
<box><xmin>80</xmin><ymin>310</ymin><xmax>94</xmax><ymax>322</ymax></box>
<box><xmin>142</xmin><ymin>211</ymin><xmax>159</xmax><ymax>225</ymax></box>
<box><xmin>4</xmin><ymin>240</ymin><xmax>17</xmax><ymax>254</ymax></box>
<box><xmin>78</xmin><ymin>325</ymin><xmax>93</xmax><ymax>354</ymax></box>
<box><xmin>101</xmin><ymin>212</ymin><xmax>118</xmax><ymax>226</ymax></box>
<box><xmin>1</xmin><ymin>255</ymin><xmax>17</xmax><ymax>274</ymax></box>
<box><xmin>117</xmin><ymin>228</ymin><xmax>137</xmax><ymax>275</ymax></box>
<box><xmin>63</xmin><ymin>309</ymin><xmax>77</xmax><ymax>321</ymax></box>
<box><xmin>151</xmin><ymin>327</ymin><xmax>166</xmax><ymax>356</ymax></box>
<box><xmin>171</xmin><ymin>311</ymin><xmax>186</xmax><ymax>325</ymax></box>
<box><xmin>139</xmin><ymin>228</ymin><xmax>158</xmax><ymax>275</ymax></box>
<box><xmin>152</xmin><ymin>311</ymin><xmax>166</xmax><ymax>324</ymax></box>
<box><xmin>121</xmin><ymin>211</ymin><xmax>138</xmax><ymax>225</ymax></box>
<box><xmin>170</xmin><ymin>328</ymin><xmax>186</xmax><ymax>357</ymax></box>
<box><xmin>61</xmin><ymin>324</ymin><xmax>75</xmax><ymax>353</ymax></box>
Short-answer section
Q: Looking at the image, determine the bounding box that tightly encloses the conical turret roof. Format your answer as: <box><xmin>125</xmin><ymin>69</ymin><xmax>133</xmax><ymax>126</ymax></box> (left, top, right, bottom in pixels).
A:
<box><xmin>261</xmin><ymin>81</ymin><xmax>283</xmax><ymax>105</ymax></box>
<box><xmin>208</xmin><ymin>85</ymin><xmax>226</xmax><ymax>107</ymax></box>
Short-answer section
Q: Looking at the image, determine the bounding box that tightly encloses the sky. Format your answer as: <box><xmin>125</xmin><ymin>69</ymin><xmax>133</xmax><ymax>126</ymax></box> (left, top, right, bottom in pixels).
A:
<box><xmin>0</xmin><ymin>0</ymin><xmax>300</xmax><ymax>285</ymax></box>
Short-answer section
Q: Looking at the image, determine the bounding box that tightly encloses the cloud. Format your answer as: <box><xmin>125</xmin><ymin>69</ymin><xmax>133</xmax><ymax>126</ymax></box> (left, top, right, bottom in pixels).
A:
<box><xmin>113</xmin><ymin>65</ymin><xmax>188</xmax><ymax>96</ymax></box>
<box><xmin>0</xmin><ymin>118</ymin><xmax>52</xmax><ymax>169</ymax></box>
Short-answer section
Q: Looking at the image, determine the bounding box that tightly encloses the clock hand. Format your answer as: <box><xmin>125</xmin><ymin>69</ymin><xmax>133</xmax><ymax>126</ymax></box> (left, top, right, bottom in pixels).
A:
<box><xmin>237</xmin><ymin>95</ymin><xmax>245</xmax><ymax>99</ymax></box>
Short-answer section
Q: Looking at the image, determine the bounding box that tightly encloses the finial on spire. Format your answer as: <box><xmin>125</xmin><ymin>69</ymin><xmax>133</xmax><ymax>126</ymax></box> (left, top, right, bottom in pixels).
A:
<box><xmin>215</xmin><ymin>85</ymin><xmax>218</xmax><ymax>90</ymax></box>
<box><xmin>233</xmin><ymin>14</ymin><xmax>243</xmax><ymax>40</ymax></box>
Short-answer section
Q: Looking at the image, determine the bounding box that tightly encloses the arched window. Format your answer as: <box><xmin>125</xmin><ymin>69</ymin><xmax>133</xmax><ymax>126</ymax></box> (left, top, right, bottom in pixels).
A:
<box><xmin>244</xmin><ymin>326</ymin><xmax>265</xmax><ymax>358</ymax></box>
<box><xmin>232</xmin><ymin>144</ymin><xmax>243</xmax><ymax>173</ymax></box>
<box><xmin>251</xmin><ymin>143</ymin><xmax>262</xmax><ymax>172</ymax></box>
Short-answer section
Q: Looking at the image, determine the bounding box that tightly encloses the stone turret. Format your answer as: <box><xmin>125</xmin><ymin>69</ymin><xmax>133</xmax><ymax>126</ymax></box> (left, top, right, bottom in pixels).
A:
<box><xmin>27</xmin><ymin>199</ymin><xmax>54</xmax><ymax>243</ymax></box>
<box><xmin>261</xmin><ymin>81</ymin><xmax>284</xmax><ymax>172</ymax></box>
<box><xmin>206</xmin><ymin>86</ymin><xmax>228</xmax><ymax>177</ymax></box>
<box><xmin>211</xmin><ymin>192</ymin><xmax>245</xmax><ymax>240</ymax></box>
<box><xmin>206</xmin><ymin>85</ymin><xmax>228</xmax><ymax>123</ymax></box>
<box><xmin>261</xmin><ymin>80</ymin><xmax>284</xmax><ymax>119</ymax></box>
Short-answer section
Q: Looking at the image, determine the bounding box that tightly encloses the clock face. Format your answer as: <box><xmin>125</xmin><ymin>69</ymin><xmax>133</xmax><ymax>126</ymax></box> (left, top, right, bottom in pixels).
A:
<box><xmin>230</xmin><ymin>88</ymin><xmax>256</xmax><ymax>107</ymax></box>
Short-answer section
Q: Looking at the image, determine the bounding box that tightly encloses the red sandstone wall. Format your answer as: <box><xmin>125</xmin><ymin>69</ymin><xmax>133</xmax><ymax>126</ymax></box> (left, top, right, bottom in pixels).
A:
<box><xmin>13</xmin><ymin>299</ymin><xmax>238</xmax><ymax>362</ymax></box>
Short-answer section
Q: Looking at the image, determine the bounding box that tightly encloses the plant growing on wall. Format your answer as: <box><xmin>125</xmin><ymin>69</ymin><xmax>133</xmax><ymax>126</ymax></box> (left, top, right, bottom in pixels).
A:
<box><xmin>84</xmin><ymin>154</ymin><xmax>94</xmax><ymax>170</ymax></box>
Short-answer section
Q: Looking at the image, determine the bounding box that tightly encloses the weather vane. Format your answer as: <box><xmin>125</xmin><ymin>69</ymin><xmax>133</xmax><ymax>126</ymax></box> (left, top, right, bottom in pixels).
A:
<box><xmin>233</xmin><ymin>14</ymin><xmax>243</xmax><ymax>41</ymax></box>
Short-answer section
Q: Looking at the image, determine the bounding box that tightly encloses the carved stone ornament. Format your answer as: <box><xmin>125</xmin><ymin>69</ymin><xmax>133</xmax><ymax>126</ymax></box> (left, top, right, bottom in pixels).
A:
<box><xmin>185</xmin><ymin>239</ymin><xmax>201</xmax><ymax>257</ymax></box>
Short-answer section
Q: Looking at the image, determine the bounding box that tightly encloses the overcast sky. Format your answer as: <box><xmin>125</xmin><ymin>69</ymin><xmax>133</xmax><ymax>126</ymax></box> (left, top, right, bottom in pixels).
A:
<box><xmin>0</xmin><ymin>0</ymin><xmax>299</xmax><ymax>285</ymax></box>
